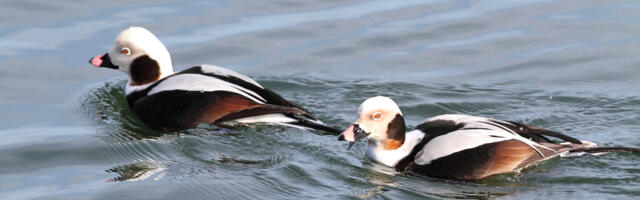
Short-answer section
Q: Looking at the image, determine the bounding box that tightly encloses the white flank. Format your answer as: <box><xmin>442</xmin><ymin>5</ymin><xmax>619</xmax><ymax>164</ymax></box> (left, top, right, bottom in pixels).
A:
<box><xmin>425</xmin><ymin>114</ymin><xmax>493</xmax><ymax>124</ymax></box>
<box><xmin>425</xmin><ymin>114</ymin><xmax>555</xmax><ymax>156</ymax></box>
<box><xmin>234</xmin><ymin>113</ymin><xmax>297</xmax><ymax>123</ymax></box>
<box><xmin>147</xmin><ymin>73</ymin><xmax>266</xmax><ymax>103</ymax></box>
<box><xmin>413</xmin><ymin>129</ymin><xmax>511</xmax><ymax>165</ymax></box>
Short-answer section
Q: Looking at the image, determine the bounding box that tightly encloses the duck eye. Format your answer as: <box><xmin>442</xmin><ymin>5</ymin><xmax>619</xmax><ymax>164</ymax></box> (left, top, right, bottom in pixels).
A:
<box><xmin>372</xmin><ymin>112</ymin><xmax>383</xmax><ymax>120</ymax></box>
<box><xmin>121</xmin><ymin>47</ymin><xmax>131</xmax><ymax>55</ymax></box>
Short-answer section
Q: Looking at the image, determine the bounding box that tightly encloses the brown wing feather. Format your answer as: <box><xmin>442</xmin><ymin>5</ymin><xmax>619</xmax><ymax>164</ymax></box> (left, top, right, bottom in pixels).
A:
<box><xmin>475</xmin><ymin>140</ymin><xmax>595</xmax><ymax>179</ymax></box>
<box><xmin>197</xmin><ymin>94</ymin><xmax>262</xmax><ymax>124</ymax></box>
<box><xmin>196</xmin><ymin>93</ymin><xmax>309</xmax><ymax>124</ymax></box>
<box><xmin>473</xmin><ymin>140</ymin><xmax>540</xmax><ymax>178</ymax></box>
<box><xmin>513</xmin><ymin>142</ymin><xmax>575</xmax><ymax>170</ymax></box>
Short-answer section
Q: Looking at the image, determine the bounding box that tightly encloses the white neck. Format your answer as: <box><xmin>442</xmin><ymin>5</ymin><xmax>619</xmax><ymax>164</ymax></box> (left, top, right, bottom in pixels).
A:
<box><xmin>366</xmin><ymin>130</ymin><xmax>425</xmax><ymax>167</ymax></box>
<box><xmin>125</xmin><ymin>80</ymin><xmax>155</xmax><ymax>95</ymax></box>
<box><xmin>157</xmin><ymin>60</ymin><xmax>174</xmax><ymax>80</ymax></box>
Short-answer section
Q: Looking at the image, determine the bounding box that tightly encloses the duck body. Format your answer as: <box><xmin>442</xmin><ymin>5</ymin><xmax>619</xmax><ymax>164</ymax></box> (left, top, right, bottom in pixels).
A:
<box><xmin>339</xmin><ymin>96</ymin><xmax>612</xmax><ymax>180</ymax></box>
<box><xmin>125</xmin><ymin>65</ymin><xmax>319</xmax><ymax>132</ymax></box>
<box><xmin>389</xmin><ymin>114</ymin><xmax>594</xmax><ymax>180</ymax></box>
<box><xmin>90</xmin><ymin>27</ymin><xmax>338</xmax><ymax>133</ymax></box>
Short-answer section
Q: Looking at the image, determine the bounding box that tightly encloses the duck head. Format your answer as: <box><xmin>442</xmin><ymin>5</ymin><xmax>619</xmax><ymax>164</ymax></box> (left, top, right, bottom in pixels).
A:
<box><xmin>339</xmin><ymin>96</ymin><xmax>406</xmax><ymax>150</ymax></box>
<box><xmin>89</xmin><ymin>27</ymin><xmax>174</xmax><ymax>86</ymax></box>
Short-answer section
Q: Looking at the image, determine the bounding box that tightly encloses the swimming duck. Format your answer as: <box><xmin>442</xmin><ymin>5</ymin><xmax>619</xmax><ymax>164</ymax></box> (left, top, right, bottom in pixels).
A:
<box><xmin>89</xmin><ymin>27</ymin><xmax>338</xmax><ymax>133</ymax></box>
<box><xmin>339</xmin><ymin>96</ymin><xmax>639</xmax><ymax>180</ymax></box>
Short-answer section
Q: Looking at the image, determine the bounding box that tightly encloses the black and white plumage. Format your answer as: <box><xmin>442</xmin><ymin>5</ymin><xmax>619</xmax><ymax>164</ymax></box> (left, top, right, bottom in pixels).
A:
<box><xmin>89</xmin><ymin>27</ymin><xmax>339</xmax><ymax>133</ymax></box>
<box><xmin>338</xmin><ymin>96</ymin><xmax>640</xmax><ymax>180</ymax></box>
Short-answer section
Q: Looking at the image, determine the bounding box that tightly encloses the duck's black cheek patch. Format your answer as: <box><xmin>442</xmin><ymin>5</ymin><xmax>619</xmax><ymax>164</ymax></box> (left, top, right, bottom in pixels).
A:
<box><xmin>387</xmin><ymin>114</ymin><xmax>406</xmax><ymax>142</ymax></box>
<box><xmin>130</xmin><ymin>55</ymin><xmax>160</xmax><ymax>85</ymax></box>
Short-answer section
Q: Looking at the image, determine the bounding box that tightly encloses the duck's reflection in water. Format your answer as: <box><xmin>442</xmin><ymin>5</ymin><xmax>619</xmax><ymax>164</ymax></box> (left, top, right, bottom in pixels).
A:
<box><xmin>106</xmin><ymin>160</ymin><xmax>165</xmax><ymax>182</ymax></box>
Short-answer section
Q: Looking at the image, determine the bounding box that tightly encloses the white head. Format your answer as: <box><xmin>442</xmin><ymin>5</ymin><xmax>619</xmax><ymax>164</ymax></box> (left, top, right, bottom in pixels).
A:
<box><xmin>89</xmin><ymin>26</ymin><xmax>174</xmax><ymax>85</ymax></box>
<box><xmin>339</xmin><ymin>96</ymin><xmax>407</xmax><ymax>150</ymax></box>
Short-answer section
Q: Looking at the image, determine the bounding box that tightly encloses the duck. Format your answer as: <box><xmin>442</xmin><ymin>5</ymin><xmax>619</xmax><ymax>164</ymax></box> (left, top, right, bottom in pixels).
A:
<box><xmin>89</xmin><ymin>26</ymin><xmax>339</xmax><ymax>133</ymax></box>
<box><xmin>338</xmin><ymin>96</ymin><xmax>639</xmax><ymax>180</ymax></box>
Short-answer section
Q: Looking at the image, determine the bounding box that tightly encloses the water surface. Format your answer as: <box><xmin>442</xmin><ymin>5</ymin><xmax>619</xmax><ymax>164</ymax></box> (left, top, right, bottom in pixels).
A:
<box><xmin>1</xmin><ymin>0</ymin><xmax>639</xmax><ymax>199</ymax></box>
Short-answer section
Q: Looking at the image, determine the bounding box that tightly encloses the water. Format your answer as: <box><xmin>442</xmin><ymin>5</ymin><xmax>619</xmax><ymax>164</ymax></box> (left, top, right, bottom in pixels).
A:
<box><xmin>1</xmin><ymin>0</ymin><xmax>639</xmax><ymax>199</ymax></box>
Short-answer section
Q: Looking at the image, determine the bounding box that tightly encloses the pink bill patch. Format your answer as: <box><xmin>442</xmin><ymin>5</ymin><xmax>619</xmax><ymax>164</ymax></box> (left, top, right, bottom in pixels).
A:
<box><xmin>341</xmin><ymin>125</ymin><xmax>355</xmax><ymax>142</ymax></box>
<box><xmin>90</xmin><ymin>53</ymin><xmax>104</xmax><ymax>67</ymax></box>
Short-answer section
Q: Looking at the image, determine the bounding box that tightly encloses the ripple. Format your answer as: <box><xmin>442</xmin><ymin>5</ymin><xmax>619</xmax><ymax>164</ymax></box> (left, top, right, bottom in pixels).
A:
<box><xmin>4</xmin><ymin>0</ymin><xmax>640</xmax><ymax>198</ymax></box>
<box><xmin>80</xmin><ymin>80</ymin><xmax>167</xmax><ymax>140</ymax></box>
<box><xmin>106</xmin><ymin>160</ymin><xmax>165</xmax><ymax>182</ymax></box>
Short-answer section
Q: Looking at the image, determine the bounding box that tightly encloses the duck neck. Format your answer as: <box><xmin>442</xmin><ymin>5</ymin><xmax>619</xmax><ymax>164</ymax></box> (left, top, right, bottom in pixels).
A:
<box><xmin>366</xmin><ymin>130</ymin><xmax>424</xmax><ymax>167</ymax></box>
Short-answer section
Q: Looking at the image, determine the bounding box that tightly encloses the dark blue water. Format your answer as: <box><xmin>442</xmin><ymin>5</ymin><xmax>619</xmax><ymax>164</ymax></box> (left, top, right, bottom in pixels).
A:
<box><xmin>1</xmin><ymin>0</ymin><xmax>639</xmax><ymax>199</ymax></box>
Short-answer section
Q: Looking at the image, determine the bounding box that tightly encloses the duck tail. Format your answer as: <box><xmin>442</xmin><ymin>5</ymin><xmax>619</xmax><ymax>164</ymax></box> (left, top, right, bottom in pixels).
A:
<box><xmin>569</xmin><ymin>146</ymin><xmax>640</xmax><ymax>154</ymax></box>
<box><xmin>282</xmin><ymin>114</ymin><xmax>341</xmax><ymax>135</ymax></box>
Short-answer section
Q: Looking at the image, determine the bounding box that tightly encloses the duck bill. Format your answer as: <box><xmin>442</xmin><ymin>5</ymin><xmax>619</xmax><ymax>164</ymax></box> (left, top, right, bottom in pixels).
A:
<box><xmin>89</xmin><ymin>53</ymin><xmax>118</xmax><ymax>69</ymax></box>
<box><xmin>338</xmin><ymin>124</ymin><xmax>368</xmax><ymax>150</ymax></box>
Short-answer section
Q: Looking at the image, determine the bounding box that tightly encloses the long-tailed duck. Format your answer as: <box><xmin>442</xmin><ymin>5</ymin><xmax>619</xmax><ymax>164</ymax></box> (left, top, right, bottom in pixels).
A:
<box><xmin>89</xmin><ymin>27</ymin><xmax>338</xmax><ymax>133</ymax></box>
<box><xmin>339</xmin><ymin>96</ymin><xmax>639</xmax><ymax>180</ymax></box>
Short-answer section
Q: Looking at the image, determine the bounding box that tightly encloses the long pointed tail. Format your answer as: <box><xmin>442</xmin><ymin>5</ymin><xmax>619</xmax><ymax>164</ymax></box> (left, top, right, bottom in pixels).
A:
<box><xmin>569</xmin><ymin>146</ymin><xmax>640</xmax><ymax>154</ymax></box>
<box><xmin>554</xmin><ymin>140</ymin><xmax>640</xmax><ymax>157</ymax></box>
<box><xmin>219</xmin><ymin>103</ymin><xmax>341</xmax><ymax>134</ymax></box>
<box><xmin>282</xmin><ymin>114</ymin><xmax>341</xmax><ymax>135</ymax></box>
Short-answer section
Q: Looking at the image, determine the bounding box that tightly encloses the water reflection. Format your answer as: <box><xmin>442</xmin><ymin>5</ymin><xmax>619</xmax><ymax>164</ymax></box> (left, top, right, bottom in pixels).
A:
<box><xmin>358</xmin><ymin>161</ymin><xmax>523</xmax><ymax>199</ymax></box>
<box><xmin>106</xmin><ymin>160</ymin><xmax>165</xmax><ymax>182</ymax></box>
